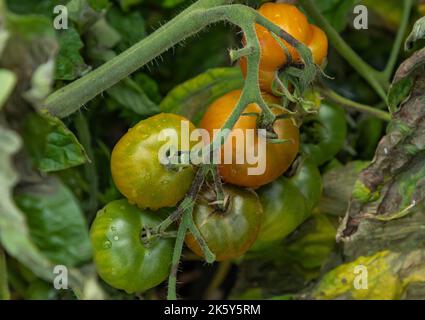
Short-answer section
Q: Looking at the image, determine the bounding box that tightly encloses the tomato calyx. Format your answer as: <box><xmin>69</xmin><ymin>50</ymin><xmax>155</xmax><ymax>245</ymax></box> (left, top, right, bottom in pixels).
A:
<box><xmin>161</xmin><ymin>149</ymin><xmax>194</xmax><ymax>172</ymax></box>
<box><xmin>140</xmin><ymin>226</ymin><xmax>177</xmax><ymax>247</ymax></box>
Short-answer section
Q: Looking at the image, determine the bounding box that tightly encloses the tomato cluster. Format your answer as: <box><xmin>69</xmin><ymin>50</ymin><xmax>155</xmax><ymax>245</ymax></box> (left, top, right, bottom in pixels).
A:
<box><xmin>90</xmin><ymin>3</ymin><xmax>336</xmax><ymax>294</ymax></box>
<box><xmin>240</xmin><ymin>3</ymin><xmax>328</xmax><ymax>93</ymax></box>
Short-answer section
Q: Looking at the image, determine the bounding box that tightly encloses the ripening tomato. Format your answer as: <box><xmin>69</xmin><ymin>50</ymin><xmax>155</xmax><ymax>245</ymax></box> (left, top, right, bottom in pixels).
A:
<box><xmin>185</xmin><ymin>185</ymin><xmax>263</xmax><ymax>261</ymax></box>
<box><xmin>111</xmin><ymin>113</ymin><xmax>197</xmax><ymax>210</ymax></box>
<box><xmin>90</xmin><ymin>200</ymin><xmax>173</xmax><ymax>293</ymax></box>
<box><xmin>240</xmin><ymin>3</ymin><xmax>328</xmax><ymax>93</ymax></box>
<box><xmin>199</xmin><ymin>90</ymin><xmax>299</xmax><ymax>188</ymax></box>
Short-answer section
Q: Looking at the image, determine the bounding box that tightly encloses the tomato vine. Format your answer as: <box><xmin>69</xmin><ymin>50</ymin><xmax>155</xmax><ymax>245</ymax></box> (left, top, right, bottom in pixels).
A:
<box><xmin>39</xmin><ymin>0</ymin><xmax>411</xmax><ymax>300</ymax></box>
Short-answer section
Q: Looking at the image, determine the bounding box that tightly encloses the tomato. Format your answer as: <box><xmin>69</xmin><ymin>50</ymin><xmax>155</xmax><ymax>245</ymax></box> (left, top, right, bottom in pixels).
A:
<box><xmin>307</xmin><ymin>25</ymin><xmax>328</xmax><ymax>65</ymax></box>
<box><xmin>111</xmin><ymin>113</ymin><xmax>197</xmax><ymax>210</ymax></box>
<box><xmin>251</xmin><ymin>158</ymin><xmax>322</xmax><ymax>250</ymax></box>
<box><xmin>199</xmin><ymin>90</ymin><xmax>300</xmax><ymax>188</ymax></box>
<box><xmin>301</xmin><ymin>103</ymin><xmax>347</xmax><ymax>166</ymax></box>
<box><xmin>90</xmin><ymin>200</ymin><xmax>173</xmax><ymax>293</ymax></box>
<box><xmin>240</xmin><ymin>3</ymin><xmax>328</xmax><ymax>93</ymax></box>
<box><xmin>185</xmin><ymin>185</ymin><xmax>263</xmax><ymax>261</ymax></box>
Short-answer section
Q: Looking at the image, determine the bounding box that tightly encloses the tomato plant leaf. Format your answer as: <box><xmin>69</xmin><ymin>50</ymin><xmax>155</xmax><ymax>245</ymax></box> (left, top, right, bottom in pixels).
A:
<box><xmin>16</xmin><ymin>176</ymin><xmax>92</xmax><ymax>267</ymax></box>
<box><xmin>22</xmin><ymin>112</ymin><xmax>89</xmax><ymax>172</ymax></box>
<box><xmin>338</xmin><ymin>47</ymin><xmax>425</xmax><ymax>256</ymax></box>
<box><xmin>0</xmin><ymin>126</ymin><xmax>54</xmax><ymax>282</ymax></box>
<box><xmin>55</xmin><ymin>28</ymin><xmax>90</xmax><ymax>80</ymax></box>
<box><xmin>312</xmin><ymin>0</ymin><xmax>355</xmax><ymax>32</ymax></box>
<box><xmin>87</xmin><ymin>0</ymin><xmax>110</xmax><ymax>11</ymax></box>
<box><xmin>319</xmin><ymin>161</ymin><xmax>369</xmax><ymax>217</ymax></box>
<box><xmin>305</xmin><ymin>250</ymin><xmax>425</xmax><ymax>300</ymax></box>
<box><xmin>0</xmin><ymin>69</ymin><xmax>17</xmax><ymax>109</ymax></box>
<box><xmin>388</xmin><ymin>47</ymin><xmax>425</xmax><ymax>113</ymax></box>
<box><xmin>0</xmin><ymin>248</ymin><xmax>9</xmax><ymax>300</ymax></box>
<box><xmin>232</xmin><ymin>214</ymin><xmax>337</xmax><ymax>299</ymax></box>
<box><xmin>106</xmin><ymin>6</ymin><xmax>146</xmax><ymax>52</ymax></box>
<box><xmin>157</xmin><ymin>0</ymin><xmax>186</xmax><ymax>9</ymax></box>
<box><xmin>405</xmin><ymin>16</ymin><xmax>425</xmax><ymax>51</ymax></box>
<box><xmin>160</xmin><ymin>67</ymin><xmax>244</xmax><ymax>125</ymax></box>
<box><xmin>107</xmin><ymin>76</ymin><xmax>160</xmax><ymax>117</ymax></box>
<box><xmin>67</xmin><ymin>0</ymin><xmax>107</xmax><ymax>31</ymax></box>
<box><xmin>118</xmin><ymin>0</ymin><xmax>142</xmax><ymax>11</ymax></box>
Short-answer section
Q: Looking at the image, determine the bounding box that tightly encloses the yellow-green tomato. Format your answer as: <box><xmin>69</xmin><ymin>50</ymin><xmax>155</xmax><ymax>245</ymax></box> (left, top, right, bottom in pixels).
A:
<box><xmin>90</xmin><ymin>200</ymin><xmax>173</xmax><ymax>293</ymax></box>
<box><xmin>111</xmin><ymin>113</ymin><xmax>197</xmax><ymax>210</ymax></box>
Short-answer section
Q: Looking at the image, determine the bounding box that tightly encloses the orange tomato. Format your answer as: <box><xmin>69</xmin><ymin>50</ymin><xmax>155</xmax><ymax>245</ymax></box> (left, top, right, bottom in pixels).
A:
<box><xmin>199</xmin><ymin>90</ymin><xmax>299</xmax><ymax>188</ymax></box>
<box><xmin>240</xmin><ymin>3</ymin><xmax>328</xmax><ymax>93</ymax></box>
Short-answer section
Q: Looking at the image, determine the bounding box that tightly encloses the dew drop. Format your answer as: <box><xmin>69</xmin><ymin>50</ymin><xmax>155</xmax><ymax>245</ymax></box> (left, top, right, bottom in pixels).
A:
<box><xmin>103</xmin><ymin>240</ymin><xmax>112</xmax><ymax>249</ymax></box>
<box><xmin>113</xmin><ymin>235</ymin><xmax>119</xmax><ymax>241</ymax></box>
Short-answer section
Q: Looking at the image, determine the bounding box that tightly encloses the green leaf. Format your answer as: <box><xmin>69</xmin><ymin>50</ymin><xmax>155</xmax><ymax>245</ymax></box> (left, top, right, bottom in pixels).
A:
<box><xmin>388</xmin><ymin>47</ymin><xmax>425</xmax><ymax>113</ymax></box>
<box><xmin>0</xmin><ymin>69</ymin><xmax>16</xmax><ymax>110</ymax></box>
<box><xmin>362</xmin><ymin>0</ymin><xmax>404</xmax><ymax>28</ymax></box>
<box><xmin>16</xmin><ymin>176</ymin><xmax>92</xmax><ymax>267</ymax></box>
<box><xmin>388</xmin><ymin>76</ymin><xmax>413</xmax><ymax>113</ymax></box>
<box><xmin>5</xmin><ymin>12</ymin><xmax>55</xmax><ymax>40</ymax></box>
<box><xmin>134</xmin><ymin>73</ymin><xmax>162</xmax><ymax>104</ymax></box>
<box><xmin>0</xmin><ymin>248</ymin><xmax>9</xmax><ymax>300</ymax></box>
<box><xmin>281</xmin><ymin>214</ymin><xmax>336</xmax><ymax>272</ymax></box>
<box><xmin>55</xmin><ymin>28</ymin><xmax>90</xmax><ymax>80</ymax></box>
<box><xmin>106</xmin><ymin>6</ymin><xmax>146</xmax><ymax>52</ymax></box>
<box><xmin>160</xmin><ymin>67</ymin><xmax>244</xmax><ymax>124</ymax></box>
<box><xmin>22</xmin><ymin>112</ymin><xmax>89</xmax><ymax>172</ymax></box>
<box><xmin>5</xmin><ymin>0</ymin><xmax>61</xmax><ymax>16</ymax></box>
<box><xmin>159</xmin><ymin>0</ymin><xmax>186</xmax><ymax>8</ymax></box>
<box><xmin>313</xmin><ymin>0</ymin><xmax>355</xmax><ymax>32</ymax></box>
<box><xmin>0</xmin><ymin>126</ymin><xmax>54</xmax><ymax>282</ymax></box>
<box><xmin>107</xmin><ymin>76</ymin><xmax>160</xmax><ymax>117</ymax></box>
<box><xmin>119</xmin><ymin>0</ymin><xmax>143</xmax><ymax>11</ymax></box>
<box><xmin>24</xmin><ymin>60</ymin><xmax>55</xmax><ymax>105</ymax></box>
<box><xmin>87</xmin><ymin>0</ymin><xmax>110</xmax><ymax>11</ymax></box>
<box><xmin>405</xmin><ymin>16</ymin><xmax>425</xmax><ymax>51</ymax></box>
<box><xmin>319</xmin><ymin>161</ymin><xmax>369</xmax><ymax>216</ymax></box>
<box><xmin>67</xmin><ymin>0</ymin><xmax>105</xmax><ymax>31</ymax></box>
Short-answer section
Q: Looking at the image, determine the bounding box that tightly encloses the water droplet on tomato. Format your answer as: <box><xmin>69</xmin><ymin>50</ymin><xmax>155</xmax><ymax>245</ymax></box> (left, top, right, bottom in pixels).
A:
<box><xmin>103</xmin><ymin>240</ymin><xmax>112</xmax><ymax>249</ymax></box>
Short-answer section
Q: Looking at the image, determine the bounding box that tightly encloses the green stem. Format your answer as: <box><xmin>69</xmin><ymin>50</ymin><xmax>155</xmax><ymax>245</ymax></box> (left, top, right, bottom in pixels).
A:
<box><xmin>383</xmin><ymin>0</ymin><xmax>413</xmax><ymax>79</ymax></box>
<box><xmin>74</xmin><ymin>112</ymin><xmax>98</xmax><ymax>217</ymax></box>
<box><xmin>186</xmin><ymin>212</ymin><xmax>216</xmax><ymax>263</ymax></box>
<box><xmin>319</xmin><ymin>88</ymin><xmax>391</xmax><ymax>122</ymax></box>
<box><xmin>167</xmin><ymin>211</ymin><xmax>189</xmax><ymax>300</ymax></box>
<box><xmin>204</xmin><ymin>261</ymin><xmax>232</xmax><ymax>299</ymax></box>
<box><xmin>299</xmin><ymin>0</ymin><xmax>389</xmax><ymax>101</ymax></box>
<box><xmin>43</xmin><ymin>0</ymin><xmax>232</xmax><ymax>117</ymax></box>
<box><xmin>210</xmin><ymin>165</ymin><xmax>226</xmax><ymax>211</ymax></box>
<box><xmin>0</xmin><ymin>247</ymin><xmax>10</xmax><ymax>300</ymax></box>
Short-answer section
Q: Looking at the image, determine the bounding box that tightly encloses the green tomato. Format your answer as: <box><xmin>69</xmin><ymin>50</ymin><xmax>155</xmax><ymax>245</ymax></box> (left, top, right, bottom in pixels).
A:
<box><xmin>291</xmin><ymin>157</ymin><xmax>323</xmax><ymax>211</ymax></box>
<box><xmin>185</xmin><ymin>185</ymin><xmax>263</xmax><ymax>261</ymax></box>
<box><xmin>90</xmin><ymin>200</ymin><xmax>173</xmax><ymax>293</ymax></box>
<box><xmin>302</xmin><ymin>103</ymin><xmax>347</xmax><ymax>166</ymax></box>
<box><xmin>111</xmin><ymin>113</ymin><xmax>197</xmax><ymax>210</ymax></box>
<box><xmin>252</xmin><ymin>159</ymin><xmax>322</xmax><ymax>250</ymax></box>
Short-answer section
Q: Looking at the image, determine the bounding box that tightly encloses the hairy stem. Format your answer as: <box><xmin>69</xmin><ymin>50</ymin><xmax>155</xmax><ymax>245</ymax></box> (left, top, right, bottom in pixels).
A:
<box><xmin>74</xmin><ymin>112</ymin><xmax>98</xmax><ymax>217</ymax></box>
<box><xmin>318</xmin><ymin>88</ymin><xmax>391</xmax><ymax>122</ymax></box>
<box><xmin>204</xmin><ymin>261</ymin><xmax>232</xmax><ymax>299</ymax></box>
<box><xmin>383</xmin><ymin>0</ymin><xmax>413</xmax><ymax>79</ymax></box>
<box><xmin>299</xmin><ymin>0</ymin><xmax>389</xmax><ymax>102</ymax></box>
<box><xmin>167</xmin><ymin>213</ymin><xmax>189</xmax><ymax>300</ymax></box>
<box><xmin>43</xmin><ymin>0</ymin><xmax>232</xmax><ymax>117</ymax></box>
